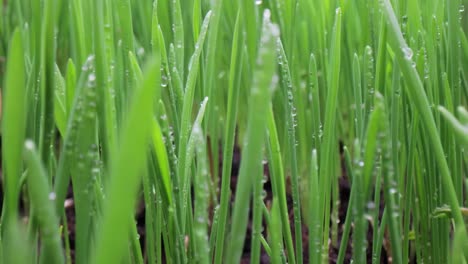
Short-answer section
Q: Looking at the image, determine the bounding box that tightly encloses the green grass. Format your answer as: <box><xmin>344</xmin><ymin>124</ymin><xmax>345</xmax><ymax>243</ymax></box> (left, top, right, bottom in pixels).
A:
<box><xmin>0</xmin><ymin>0</ymin><xmax>467</xmax><ymax>263</ymax></box>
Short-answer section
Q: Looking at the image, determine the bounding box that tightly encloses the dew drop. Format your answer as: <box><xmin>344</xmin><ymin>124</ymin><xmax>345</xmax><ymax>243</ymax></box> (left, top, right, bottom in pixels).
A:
<box><xmin>137</xmin><ymin>47</ymin><xmax>145</xmax><ymax>57</ymax></box>
<box><xmin>402</xmin><ymin>46</ymin><xmax>413</xmax><ymax>60</ymax></box>
<box><xmin>25</xmin><ymin>140</ymin><xmax>35</xmax><ymax>150</ymax></box>
<box><xmin>49</xmin><ymin>192</ymin><xmax>57</xmax><ymax>201</ymax></box>
<box><xmin>161</xmin><ymin>73</ymin><xmax>168</xmax><ymax>87</ymax></box>
<box><xmin>88</xmin><ymin>73</ymin><xmax>96</xmax><ymax>83</ymax></box>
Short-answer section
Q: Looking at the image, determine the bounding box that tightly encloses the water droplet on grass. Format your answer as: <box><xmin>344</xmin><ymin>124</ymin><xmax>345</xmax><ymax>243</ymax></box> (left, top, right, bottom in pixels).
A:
<box><xmin>25</xmin><ymin>140</ymin><xmax>35</xmax><ymax>150</ymax></box>
<box><xmin>49</xmin><ymin>192</ymin><xmax>57</xmax><ymax>201</ymax></box>
<box><xmin>161</xmin><ymin>73</ymin><xmax>168</xmax><ymax>87</ymax></box>
<box><xmin>137</xmin><ymin>47</ymin><xmax>145</xmax><ymax>57</ymax></box>
<box><xmin>402</xmin><ymin>46</ymin><xmax>413</xmax><ymax>60</ymax></box>
<box><xmin>367</xmin><ymin>202</ymin><xmax>376</xmax><ymax>210</ymax></box>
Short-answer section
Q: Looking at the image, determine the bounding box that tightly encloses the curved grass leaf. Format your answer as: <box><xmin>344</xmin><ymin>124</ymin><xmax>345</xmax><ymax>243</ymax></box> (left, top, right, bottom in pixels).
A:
<box><xmin>438</xmin><ymin>106</ymin><xmax>468</xmax><ymax>148</ymax></box>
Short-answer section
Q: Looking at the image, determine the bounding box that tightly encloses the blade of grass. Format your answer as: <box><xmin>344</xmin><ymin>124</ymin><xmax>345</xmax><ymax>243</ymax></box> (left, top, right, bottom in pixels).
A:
<box><xmin>192</xmin><ymin>123</ymin><xmax>210</xmax><ymax>263</ymax></box>
<box><xmin>375</xmin><ymin>93</ymin><xmax>402</xmax><ymax>264</ymax></box>
<box><xmin>38</xmin><ymin>0</ymin><xmax>61</xmax><ymax>166</ymax></box>
<box><xmin>93</xmin><ymin>0</ymin><xmax>116</xmax><ymax>164</ymax></box>
<box><xmin>266</xmin><ymin>107</ymin><xmax>296</xmax><ymax>264</ymax></box>
<box><xmin>277</xmin><ymin>38</ymin><xmax>303</xmax><ymax>264</ymax></box>
<box><xmin>319</xmin><ymin>7</ymin><xmax>342</xmax><ymax>262</ymax></box>
<box><xmin>181</xmin><ymin>97</ymin><xmax>209</xmax><ymax>229</ymax></box>
<box><xmin>2</xmin><ymin>221</ymin><xmax>32</xmax><ymax>264</ymax></box>
<box><xmin>91</xmin><ymin>56</ymin><xmax>159</xmax><ymax>264</ymax></box>
<box><xmin>269</xmin><ymin>198</ymin><xmax>283</xmax><ymax>264</ymax></box>
<box><xmin>309</xmin><ymin>54</ymin><xmax>322</xmax><ymax>154</ymax></box>
<box><xmin>1</xmin><ymin>29</ymin><xmax>27</xmax><ymax>225</ymax></box>
<box><xmin>438</xmin><ymin>106</ymin><xmax>468</xmax><ymax>148</ymax></box>
<box><xmin>352</xmin><ymin>54</ymin><xmax>364</xmax><ymax>140</ymax></box>
<box><xmin>23</xmin><ymin>140</ymin><xmax>65</xmax><ymax>264</ymax></box>
<box><xmin>250</xmin><ymin>151</ymin><xmax>265</xmax><ymax>264</ymax></box>
<box><xmin>214</xmin><ymin>10</ymin><xmax>245</xmax><ymax>263</ymax></box>
<box><xmin>308</xmin><ymin>149</ymin><xmax>322</xmax><ymax>264</ymax></box>
<box><xmin>177</xmin><ymin>11</ymin><xmax>212</xmax><ymax>231</ymax></box>
<box><xmin>171</xmin><ymin>0</ymin><xmax>184</xmax><ymax>80</ymax></box>
<box><xmin>116</xmin><ymin>0</ymin><xmax>135</xmax><ymax>110</ymax></box>
<box><xmin>336</xmin><ymin>145</ymin><xmax>357</xmax><ymax>264</ymax></box>
<box><xmin>226</xmin><ymin>10</ymin><xmax>278</xmax><ymax>263</ymax></box>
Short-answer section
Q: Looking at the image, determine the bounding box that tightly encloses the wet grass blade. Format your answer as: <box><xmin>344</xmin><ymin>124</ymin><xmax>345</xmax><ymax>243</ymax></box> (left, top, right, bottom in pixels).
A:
<box><xmin>266</xmin><ymin>107</ymin><xmax>296</xmax><ymax>264</ymax></box>
<box><xmin>2</xmin><ymin>29</ymin><xmax>27</xmax><ymax>223</ymax></box>
<box><xmin>308</xmin><ymin>149</ymin><xmax>321</xmax><ymax>264</ymax></box>
<box><xmin>177</xmin><ymin>11</ymin><xmax>212</xmax><ymax>231</ymax></box>
<box><xmin>269</xmin><ymin>198</ymin><xmax>283</xmax><ymax>264</ymax></box>
<box><xmin>309</xmin><ymin>54</ymin><xmax>322</xmax><ymax>154</ymax></box>
<box><xmin>375</xmin><ymin>93</ymin><xmax>402</xmax><ymax>264</ymax></box>
<box><xmin>214</xmin><ymin>11</ymin><xmax>244</xmax><ymax>263</ymax></box>
<box><xmin>192</xmin><ymin>123</ymin><xmax>210</xmax><ymax>263</ymax></box>
<box><xmin>38</xmin><ymin>0</ymin><xmax>61</xmax><ymax>164</ymax></box>
<box><xmin>0</xmin><ymin>0</ymin><xmax>466</xmax><ymax>263</ymax></box>
<box><xmin>23</xmin><ymin>140</ymin><xmax>65</xmax><ymax>264</ymax></box>
<box><xmin>150</xmin><ymin>118</ymin><xmax>173</xmax><ymax>205</ymax></box>
<box><xmin>91</xmin><ymin>57</ymin><xmax>160</xmax><ymax>264</ymax></box>
<box><xmin>93</xmin><ymin>0</ymin><xmax>116</xmax><ymax>163</ymax></box>
<box><xmin>181</xmin><ymin>97</ymin><xmax>209</xmax><ymax>228</ymax></box>
<box><xmin>226</xmin><ymin>11</ymin><xmax>278</xmax><ymax>264</ymax></box>
<box><xmin>277</xmin><ymin>39</ymin><xmax>303</xmax><ymax>264</ymax></box>
<box><xmin>319</xmin><ymin>7</ymin><xmax>342</xmax><ymax>261</ymax></box>
<box><xmin>171</xmin><ymin>0</ymin><xmax>185</xmax><ymax>80</ymax></box>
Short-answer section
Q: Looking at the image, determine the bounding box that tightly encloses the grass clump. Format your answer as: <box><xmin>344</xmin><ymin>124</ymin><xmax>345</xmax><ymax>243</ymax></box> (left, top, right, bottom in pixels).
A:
<box><xmin>0</xmin><ymin>0</ymin><xmax>467</xmax><ymax>263</ymax></box>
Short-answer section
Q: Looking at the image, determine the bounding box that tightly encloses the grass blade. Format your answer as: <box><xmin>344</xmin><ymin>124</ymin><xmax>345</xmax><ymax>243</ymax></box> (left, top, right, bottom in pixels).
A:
<box><xmin>2</xmin><ymin>29</ymin><xmax>27</xmax><ymax>223</ymax></box>
<box><xmin>226</xmin><ymin>10</ymin><xmax>278</xmax><ymax>263</ymax></box>
<box><xmin>277</xmin><ymin>39</ymin><xmax>303</xmax><ymax>264</ymax></box>
<box><xmin>177</xmin><ymin>11</ymin><xmax>212</xmax><ymax>231</ymax></box>
<box><xmin>91</xmin><ymin>56</ymin><xmax>160</xmax><ymax>264</ymax></box>
<box><xmin>319</xmin><ymin>7</ymin><xmax>342</xmax><ymax>262</ymax></box>
<box><xmin>214</xmin><ymin>10</ymin><xmax>244</xmax><ymax>263</ymax></box>
<box><xmin>23</xmin><ymin>140</ymin><xmax>65</xmax><ymax>264</ymax></box>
